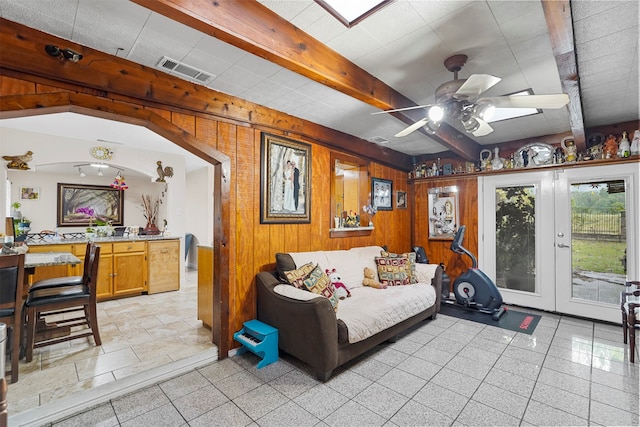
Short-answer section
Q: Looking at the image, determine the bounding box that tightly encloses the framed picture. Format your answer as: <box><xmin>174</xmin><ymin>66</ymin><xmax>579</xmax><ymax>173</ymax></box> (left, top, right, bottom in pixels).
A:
<box><xmin>372</xmin><ymin>177</ymin><xmax>392</xmax><ymax>211</ymax></box>
<box><xmin>428</xmin><ymin>186</ymin><xmax>459</xmax><ymax>240</ymax></box>
<box><xmin>260</xmin><ymin>133</ymin><xmax>311</xmax><ymax>223</ymax></box>
<box><xmin>396</xmin><ymin>190</ymin><xmax>407</xmax><ymax>208</ymax></box>
<box><xmin>20</xmin><ymin>186</ymin><xmax>40</xmax><ymax>200</ymax></box>
<box><xmin>57</xmin><ymin>183</ymin><xmax>124</xmax><ymax>227</ymax></box>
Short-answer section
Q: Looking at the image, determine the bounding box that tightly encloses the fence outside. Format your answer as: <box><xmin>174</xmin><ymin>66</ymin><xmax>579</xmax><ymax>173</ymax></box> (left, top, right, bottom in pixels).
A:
<box><xmin>572</xmin><ymin>210</ymin><xmax>625</xmax><ymax>241</ymax></box>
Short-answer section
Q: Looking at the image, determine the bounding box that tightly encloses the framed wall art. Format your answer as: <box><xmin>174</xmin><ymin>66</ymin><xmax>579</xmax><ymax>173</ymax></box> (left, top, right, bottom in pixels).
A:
<box><xmin>20</xmin><ymin>186</ymin><xmax>40</xmax><ymax>200</ymax></box>
<box><xmin>396</xmin><ymin>190</ymin><xmax>407</xmax><ymax>209</ymax></box>
<box><xmin>428</xmin><ymin>186</ymin><xmax>459</xmax><ymax>240</ymax></box>
<box><xmin>372</xmin><ymin>177</ymin><xmax>392</xmax><ymax>211</ymax></box>
<box><xmin>260</xmin><ymin>133</ymin><xmax>311</xmax><ymax>224</ymax></box>
<box><xmin>57</xmin><ymin>183</ymin><xmax>124</xmax><ymax>227</ymax></box>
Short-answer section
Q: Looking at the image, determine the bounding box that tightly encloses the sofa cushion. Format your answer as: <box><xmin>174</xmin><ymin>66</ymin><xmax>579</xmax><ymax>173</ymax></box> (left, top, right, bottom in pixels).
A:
<box><xmin>284</xmin><ymin>262</ymin><xmax>315</xmax><ymax>289</ymax></box>
<box><xmin>336</xmin><ymin>284</ymin><xmax>437</xmax><ymax>343</ymax></box>
<box><xmin>302</xmin><ymin>265</ymin><xmax>340</xmax><ymax>311</ymax></box>
<box><xmin>275</xmin><ymin>253</ymin><xmax>297</xmax><ymax>282</ymax></box>
<box><xmin>375</xmin><ymin>256</ymin><xmax>410</xmax><ymax>286</ymax></box>
<box><xmin>381</xmin><ymin>251</ymin><xmax>418</xmax><ymax>284</ymax></box>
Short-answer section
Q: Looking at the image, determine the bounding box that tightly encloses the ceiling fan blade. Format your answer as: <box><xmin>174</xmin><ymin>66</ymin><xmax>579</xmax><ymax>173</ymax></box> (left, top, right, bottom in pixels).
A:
<box><xmin>471</xmin><ymin>117</ymin><xmax>494</xmax><ymax>137</ymax></box>
<box><xmin>480</xmin><ymin>94</ymin><xmax>569</xmax><ymax>109</ymax></box>
<box><xmin>395</xmin><ymin>118</ymin><xmax>430</xmax><ymax>137</ymax></box>
<box><xmin>455</xmin><ymin>74</ymin><xmax>501</xmax><ymax>100</ymax></box>
<box><xmin>371</xmin><ymin>104</ymin><xmax>432</xmax><ymax>115</ymax></box>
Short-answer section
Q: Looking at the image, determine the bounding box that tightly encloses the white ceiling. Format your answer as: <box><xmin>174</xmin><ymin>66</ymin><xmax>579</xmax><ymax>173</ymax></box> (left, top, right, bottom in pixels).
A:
<box><xmin>0</xmin><ymin>0</ymin><xmax>638</xmax><ymax>158</ymax></box>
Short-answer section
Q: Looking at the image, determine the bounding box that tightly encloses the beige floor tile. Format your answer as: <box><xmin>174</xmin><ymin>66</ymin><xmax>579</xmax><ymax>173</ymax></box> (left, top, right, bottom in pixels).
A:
<box><xmin>39</xmin><ymin>372</ymin><xmax>116</xmax><ymax>405</ymax></box>
<box><xmin>75</xmin><ymin>348</ymin><xmax>142</xmax><ymax>381</ymax></box>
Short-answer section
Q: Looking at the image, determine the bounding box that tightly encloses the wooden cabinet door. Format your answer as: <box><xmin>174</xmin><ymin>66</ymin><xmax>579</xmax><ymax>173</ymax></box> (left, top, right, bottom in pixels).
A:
<box><xmin>147</xmin><ymin>240</ymin><xmax>180</xmax><ymax>294</ymax></box>
<box><xmin>112</xmin><ymin>242</ymin><xmax>147</xmax><ymax>296</ymax></box>
<box><xmin>96</xmin><ymin>244</ymin><xmax>114</xmax><ymax>300</ymax></box>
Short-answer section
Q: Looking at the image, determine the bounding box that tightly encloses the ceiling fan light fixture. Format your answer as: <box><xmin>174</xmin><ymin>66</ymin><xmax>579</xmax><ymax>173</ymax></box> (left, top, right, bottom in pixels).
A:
<box><xmin>428</xmin><ymin>105</ymin><xmax>444</xmax><ymax>122</ymax></box>
<box><xmin>474</xmin><ymin>102</ymin><xmax>495</xmax><ymax>121</ymax></box>
<box><xmin>424</xmin><ymin>120</ymin><xmax>441</xmax><ymax>134</ymax></box>
<box><xmin>462</xmin><ymin>117</ymin><xmax>480</xmax><ymax>133</ymax></box>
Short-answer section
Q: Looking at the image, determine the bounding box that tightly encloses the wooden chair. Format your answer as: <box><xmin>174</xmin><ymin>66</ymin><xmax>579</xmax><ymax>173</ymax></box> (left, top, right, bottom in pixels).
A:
<box><xmin>25</xmin><ymin>244</ymin><xmax>102</xmax><ymax>362</ymax></box>
<box><xmin>0</xmin><ymin>253</ymin><xmax>25</xmax><ymax>383</ymax></box>
<box><xmin>621</xmin><ymin>280</ymin><xmax>640</xmax><ymax>363</ymax></box>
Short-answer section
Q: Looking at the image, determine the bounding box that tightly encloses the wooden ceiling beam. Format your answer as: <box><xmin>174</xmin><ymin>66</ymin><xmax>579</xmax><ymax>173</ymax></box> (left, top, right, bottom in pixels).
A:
<box><xmin>132</xmin><ymin>0</ymin><xmax>481</xmax><ymax>161</ymax></box>
<box><xmin>542</xmin><ymin>0</ymin><xmax>586</xmax><ymax>152</ymax></box>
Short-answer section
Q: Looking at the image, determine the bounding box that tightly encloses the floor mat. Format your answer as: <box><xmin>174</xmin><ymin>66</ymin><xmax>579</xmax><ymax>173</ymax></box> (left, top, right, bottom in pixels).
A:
<box><xmin>439</xmin><ymin>301</ymin><xmax>541</xmax><ymax>335</ymax></box>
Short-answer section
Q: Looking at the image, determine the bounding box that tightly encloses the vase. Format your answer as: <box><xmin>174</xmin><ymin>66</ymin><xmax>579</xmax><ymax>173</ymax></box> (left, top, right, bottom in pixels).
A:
<box><xmin>369</xmin><ymin>220</ymin><xmax>374</xmax><ymax>227</ymax></box>
<box><xmin>143</xmin><ymin>223</ymin><xmax>160</xmax><ymax>235</ymax></box>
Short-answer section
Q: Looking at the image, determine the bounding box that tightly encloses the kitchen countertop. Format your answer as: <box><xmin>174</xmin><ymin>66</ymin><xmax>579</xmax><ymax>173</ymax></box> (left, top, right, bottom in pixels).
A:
<box><xmin>25</xmin><ymin>235</ymin><xmax>179</xmax><ymax>246</ymax></box>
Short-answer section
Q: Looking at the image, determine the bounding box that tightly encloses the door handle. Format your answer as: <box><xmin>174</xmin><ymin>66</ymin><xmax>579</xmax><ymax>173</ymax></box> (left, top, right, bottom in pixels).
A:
<box><xmin>557</xmin><ymin>243</ymin><xmax>570</xmax><ymax>248</ymax></box>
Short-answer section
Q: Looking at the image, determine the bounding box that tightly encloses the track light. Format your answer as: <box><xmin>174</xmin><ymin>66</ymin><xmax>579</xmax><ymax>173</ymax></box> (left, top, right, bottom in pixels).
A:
<box><xmin>78</xmin><ymin>167</ymin><xmax>86</xmax><ymax>177</ymax></box>
<box><xmin>90</xmin><ymin>163</ymin><xmax>109</xmax><ymax>168</ymax></box>
<box><xmin>97</xmin><ymin>167</ymin><xmax>104</xmax><ymax>177</ymax></box>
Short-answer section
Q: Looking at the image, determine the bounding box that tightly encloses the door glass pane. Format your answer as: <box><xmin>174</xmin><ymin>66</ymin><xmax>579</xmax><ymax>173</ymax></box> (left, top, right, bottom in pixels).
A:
<box><xmin>570</xmin><ymin>180</ymin><xmax>627</xmax><ymax>304</ymax></box>
<box><xmin>495</xmin><ymin>185</ymin><xmax>536</xmax><ymax>293</ymax></box>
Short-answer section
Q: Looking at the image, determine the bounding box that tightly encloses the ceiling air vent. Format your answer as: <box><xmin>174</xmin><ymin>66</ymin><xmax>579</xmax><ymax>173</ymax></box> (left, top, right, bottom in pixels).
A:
<box><xmin>367</xmin><ymin>136</ymin><xmax>390</xmax><ymax>144</ymax></box>
<box><xmin>157</xmin><ymin>56</ymin><xmax>215</xmax><ymax>85</ymax></box>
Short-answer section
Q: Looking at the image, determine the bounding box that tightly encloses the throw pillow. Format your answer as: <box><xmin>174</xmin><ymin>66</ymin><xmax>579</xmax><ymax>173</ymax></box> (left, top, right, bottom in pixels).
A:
<box><xmin>375</xmin><ymin>256</ymin><xmax>410</xmax><ymax>286</ymax></box>
<box><xmin>381</xmin><ymin>251</ymin><xmax>418</xmax><ymax>284</ymax></box>
<box><xmin>284</xmin><ymin>262</ymin><xmax>315</xmax><ymax>289</ymax></box>
<box><xmin>301</xmin><ymin>265</ymin><xmax>340</xmax><ymax>311</ymax></box>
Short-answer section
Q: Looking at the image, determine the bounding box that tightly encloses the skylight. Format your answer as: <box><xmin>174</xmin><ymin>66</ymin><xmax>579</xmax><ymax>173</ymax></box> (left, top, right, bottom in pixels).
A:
<box><xmin>315</xmin><ymin>0</ymin><xmax>393</xmax><ymax>27</ymax></box>
<box><xmin>488</xmin><ymin>89</ymin><xmax>541</xmax><ymax>123</ymax></box>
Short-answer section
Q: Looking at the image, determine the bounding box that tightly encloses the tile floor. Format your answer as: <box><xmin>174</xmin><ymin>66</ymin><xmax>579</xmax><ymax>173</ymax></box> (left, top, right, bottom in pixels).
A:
<box><xmin>7</xmin><ymin>269</ymin><xmax>215</xmax><ymax>419</ymax></box>
<box><xmin>32</xmin><ymin>306</ymin><xmax>640</xmax><ymax>426</ymax></box>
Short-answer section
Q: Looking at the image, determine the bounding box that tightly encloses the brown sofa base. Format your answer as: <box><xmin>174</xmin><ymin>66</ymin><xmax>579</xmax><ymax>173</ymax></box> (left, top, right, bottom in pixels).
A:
<box><xmin>256</xmin><ymin>265</ymin><xmax>442</xmax><ymax>381</ymax></box>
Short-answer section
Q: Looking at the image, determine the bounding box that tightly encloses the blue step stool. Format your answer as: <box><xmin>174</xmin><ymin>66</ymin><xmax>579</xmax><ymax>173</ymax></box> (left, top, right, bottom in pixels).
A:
<box><xmin>233</xmin><ymin>319</ymin><xmax>278</xmax><ymax>368</ymax></box>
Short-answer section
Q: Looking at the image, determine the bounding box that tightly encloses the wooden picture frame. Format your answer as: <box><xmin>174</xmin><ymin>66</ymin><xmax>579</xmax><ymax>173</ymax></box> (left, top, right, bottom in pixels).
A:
<box><xmin>428</xmin><ymin>186</ymin><xmax>459</xmax><ymax>240</ymax></box>
<box><xmin>57</xmin><ymin>183</ymin><xmax>124</xmax><ymax>227</ymax></box>
<box><xmin>396</xmin><ymin>190</ymin><xmax>407</xmax><ymax>209</ymax></box>
<box><xmin>372</xmin><ymin>177</ymin><xmax>392</xmax><ymax>211</ymax></box>
<box><xmin>20</xmin><ymin>186</ymin><xmax>39</xmax><ymax>200</ymax></box>
<box><xmin>260</xmin><ymin>133</ymin><xmax>311</xmax><ymax>223</ymax></box>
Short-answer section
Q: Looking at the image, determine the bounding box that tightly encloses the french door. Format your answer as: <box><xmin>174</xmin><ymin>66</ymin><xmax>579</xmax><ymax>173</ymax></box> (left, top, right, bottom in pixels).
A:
<box><xmin>480</xmin><ymin>163</ymin><xmax>638</xmax><ymax>323</ymax></box>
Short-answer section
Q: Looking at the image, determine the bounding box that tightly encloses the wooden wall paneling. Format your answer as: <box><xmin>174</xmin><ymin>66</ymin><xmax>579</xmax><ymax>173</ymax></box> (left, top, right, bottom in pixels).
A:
<box><xmin>0</xmin><ymin>76</ymin><xmax>34</xmax><ymax>95</ymax></box>
<box><xmin>235</xmin><ymin>125</ymin><xmax>256</xmax><ymax>328</ymax></box>
<box><xmin>253</xmin><ymin>130</ymin><xmax>273</xmax><ymax>273</ymax></box>
<box><xmin>216</xmin><ymin>122</ymin><xmax>237</xmax><ymax>349</ymax></box>
<box><xmin>312</xmin><ymin>145</ymin><xmax>330</xmax><ymax>251</ymax></box>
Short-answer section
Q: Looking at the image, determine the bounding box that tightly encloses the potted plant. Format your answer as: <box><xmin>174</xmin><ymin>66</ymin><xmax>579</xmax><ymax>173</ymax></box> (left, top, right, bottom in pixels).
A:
<box><xmin>10</xmin><ymin>201</ymin><xmax>22</xmax><ymax>219</ymax></box>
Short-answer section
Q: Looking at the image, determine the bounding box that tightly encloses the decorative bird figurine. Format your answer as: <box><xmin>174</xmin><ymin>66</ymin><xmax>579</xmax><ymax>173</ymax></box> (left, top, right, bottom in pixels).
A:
<box><xmin>156</xmin><ymin>161</ymin><xmax>174</xmax><ymax>182</ymax></box>
<box><xmin>3</xmin><ymin>151</ymin><xmax>33</xmax><ymax>170</ymax></box>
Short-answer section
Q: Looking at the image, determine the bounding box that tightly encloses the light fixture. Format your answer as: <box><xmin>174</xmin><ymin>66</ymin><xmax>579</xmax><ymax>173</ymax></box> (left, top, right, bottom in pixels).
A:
<box><xmin>462</xmin><ymin>116</ymin><xmax>480</xmax><ymax>133</ymax></box>
<box><xmin>424</xmin><ymin>121</ymin><xmax>441</xmax><ymax>134</ymax></box>
<box><xmin>427</xmin><ymin>105</ymin><xmax>445</xmax><ymax>122</ymax></box>
<box><xmin>90</xmin><ymin>163</ymin><xmax>109</xmax><ymax>168</ymax></box>
<box><xmin>474</xmin><ymin>102</ymin><xmax>496</xmax><ymax>121</ymax></box>
<box><xmin>97</xmin><ymin>167</ymin><xmax>104</xmax><ymax>177</ymax></box>
<box><xmin>78</xmin><ymin>167</ymin><xmax>86</xmax><ymax>178</ymax></box>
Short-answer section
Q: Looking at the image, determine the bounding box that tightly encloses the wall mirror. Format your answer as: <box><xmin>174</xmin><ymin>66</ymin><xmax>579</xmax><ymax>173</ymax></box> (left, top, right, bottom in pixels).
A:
<box><xmin>330</xmin><ymin>151</ymin><xmax>370</xmax><ymax>235</ymax></box>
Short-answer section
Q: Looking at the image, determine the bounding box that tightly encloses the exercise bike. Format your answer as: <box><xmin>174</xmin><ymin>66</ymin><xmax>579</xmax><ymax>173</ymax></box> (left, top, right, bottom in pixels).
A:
<box><xmin>449</xmin><ymin>225</ymin><xmax>506</xmax><ymax>320</ymax></box>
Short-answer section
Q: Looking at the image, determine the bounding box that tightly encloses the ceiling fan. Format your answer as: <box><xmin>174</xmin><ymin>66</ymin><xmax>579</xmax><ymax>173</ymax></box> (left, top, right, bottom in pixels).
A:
<box><xmin>375</xmin><ymin>54</ymin><xmax>570</xmax><ymax>138</ymax></box>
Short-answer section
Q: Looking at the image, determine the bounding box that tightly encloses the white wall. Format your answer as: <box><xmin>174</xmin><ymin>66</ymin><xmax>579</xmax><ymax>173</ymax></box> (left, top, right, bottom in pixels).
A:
<box><xmin>185</xmin><ymin>166</ymin><xmax>214</xmax><ymax>268</ymax></box>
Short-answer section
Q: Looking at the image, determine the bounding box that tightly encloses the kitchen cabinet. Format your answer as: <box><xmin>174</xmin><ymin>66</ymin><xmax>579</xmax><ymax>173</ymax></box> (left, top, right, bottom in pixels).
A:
<box><xmin>111</xmin><ymin>241</ymin><xmax>147</xmax><ymax>297</ymax></box>
<box><xmin>197</xmin><ymin>245</ymin><xmax>214</xmax><ymax>329</ymax></box>
<box><xmin>147</xmin><ymin>239</ymin><xmax>180</xmax><ymax>294</ymax></box>
<box><xmin>27</xmin><ymin>243</ymin><xmax>81</xmax><ymax>282</ymax></box>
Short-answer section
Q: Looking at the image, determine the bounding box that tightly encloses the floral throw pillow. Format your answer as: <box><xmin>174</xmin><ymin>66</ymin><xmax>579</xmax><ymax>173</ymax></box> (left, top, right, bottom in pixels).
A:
<box><xmin>301</xmin><ymin>265</ymin><xmax>340</xmax><ymax>311</ymax></box>
<box><xmin>381</xmin><ymin>251</ymin><xmax>418</xmax><ymax>284</ymax></box>
<box><xmin>284</xmin><ymin>262</ymin><xmax>315</xmax><ymax>289</ymax></box>
<box><xmin>375</xmin><ymin>256</ymin><xmax>410</xmax><ymax>286</ymax></box>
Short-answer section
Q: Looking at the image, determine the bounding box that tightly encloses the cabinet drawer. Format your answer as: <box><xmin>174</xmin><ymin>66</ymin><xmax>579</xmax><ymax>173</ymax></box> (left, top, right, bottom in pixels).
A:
<box><xmin>29</xmin><ymin>244</ymin><xmax>73</xmax><ymax>253</ymax></box>
<box><xmin>113</xmin><ymin>241</ymin><xmax>146</xmax><ymax>253</ymax></box>
<box><xmin>72</xmin><ymin>243</ymin><xmax>88</xmax><ymax>256</ymax></box>
<box><xmin>94</xmin><ymin>243</ymin><xmax>113</xmax><ymax>255</ymax></box>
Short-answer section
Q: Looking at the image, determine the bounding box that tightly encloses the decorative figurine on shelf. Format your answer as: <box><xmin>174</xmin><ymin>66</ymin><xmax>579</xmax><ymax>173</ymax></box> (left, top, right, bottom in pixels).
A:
<box><xmin>631</xmin><ymin>130</ymin><xmax>640</xmax><ymax>156</ymax></box>
<box><xmin>561</xmin><ymin>137</ymin><xmax>577</xmax><ymax>162</ymax></box>
<box><xmin>362</xmin><ymin>197</ymin><xmax>377</xmax><ymax>227</ymax></box>
<box><xmin>479</xmin><ymin>149</ymin><xmax>492</xmax><ymax>171</ymax></box>
<box><xmin>603</xmin><ymin>135</ymin><xmax>618</xmax><ymax>159</ymax></box>
<box><xmin>155</xmin><ymin>161</ymin><xmax>174</xmax><ymax>182</ymax></box>
<box><xmin>2</xmin><ymin>150</ymin><xmax>33</xmax><ymax>170</ymax></box>
<box><xmin>491</xmin><ymin>147</ymin><xmax>504</xmax><ymax>170</ymax></box>
<box><xmin>618</xmin><ymin>131</ymin><xmax>630</xmax><ymax>158</ymax></box>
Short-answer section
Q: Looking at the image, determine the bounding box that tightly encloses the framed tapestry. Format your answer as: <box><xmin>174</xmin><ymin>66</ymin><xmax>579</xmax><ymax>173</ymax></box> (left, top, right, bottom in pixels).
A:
<box><xmin>372</xmin><ymin>177</ymin><xmax>392</xmax><ymax>211</ymax></box>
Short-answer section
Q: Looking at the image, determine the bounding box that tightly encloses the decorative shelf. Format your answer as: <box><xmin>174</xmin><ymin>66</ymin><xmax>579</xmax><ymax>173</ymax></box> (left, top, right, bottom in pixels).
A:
<box><xmin>330</xmin><ymin>226</ymin><xmax>374</xmax><ymax>238</ymax></box>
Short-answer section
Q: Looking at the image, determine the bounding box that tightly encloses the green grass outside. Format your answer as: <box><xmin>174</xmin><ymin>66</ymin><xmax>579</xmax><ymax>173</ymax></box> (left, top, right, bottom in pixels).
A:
<box><xmin>572</xmin><ymin>239</ymin><xmax>626</xmax><ymax>274</ymax></box>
